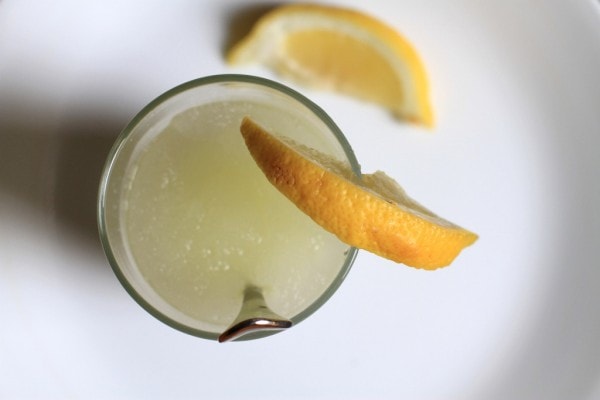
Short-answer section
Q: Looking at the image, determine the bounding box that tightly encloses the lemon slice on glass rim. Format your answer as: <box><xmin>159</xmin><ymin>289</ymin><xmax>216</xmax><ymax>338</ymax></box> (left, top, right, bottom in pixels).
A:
<box><xmin>240</xmin><ymin>117</ymin><xmax>477</xmax><ymax>270</ymax></box>
<box><xmin>227</xmin><ymin>3</ymin><xmax>434</xmax><ymax>127</ymax></box>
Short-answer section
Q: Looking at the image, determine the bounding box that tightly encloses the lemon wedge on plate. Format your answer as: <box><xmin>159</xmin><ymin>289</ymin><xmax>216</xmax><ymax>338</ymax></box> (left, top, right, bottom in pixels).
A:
<box><xmin>227</xmin><ymin>4</ymin><xmax>434</xmax><ymax>127</ymax></box>
<box><xmin>240</xmin><ymin>117</ymin><xmax>477</xmax><ymax>269</ymax></box>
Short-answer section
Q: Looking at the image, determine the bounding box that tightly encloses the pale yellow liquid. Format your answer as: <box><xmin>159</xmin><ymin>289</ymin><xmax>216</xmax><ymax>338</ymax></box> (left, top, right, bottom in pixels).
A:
<box><xmin>121</xmin><ymin>100</ymin><xmax>351</xmax><ymax>334</ymax></box>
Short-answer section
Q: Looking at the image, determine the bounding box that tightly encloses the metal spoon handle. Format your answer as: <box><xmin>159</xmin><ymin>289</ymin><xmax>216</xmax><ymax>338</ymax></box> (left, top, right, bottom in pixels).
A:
<box><xmin>218</xmin><ymin>285</ymin><xmax>292</xmax><ymax>343</ymax></box>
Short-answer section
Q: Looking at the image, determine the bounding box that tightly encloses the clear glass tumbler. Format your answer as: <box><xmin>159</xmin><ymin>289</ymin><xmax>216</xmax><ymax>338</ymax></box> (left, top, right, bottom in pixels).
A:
<box><xmin>98</xmin><ymin>74</ymin><xmax>359</xmax><ymax>341</ymax></box>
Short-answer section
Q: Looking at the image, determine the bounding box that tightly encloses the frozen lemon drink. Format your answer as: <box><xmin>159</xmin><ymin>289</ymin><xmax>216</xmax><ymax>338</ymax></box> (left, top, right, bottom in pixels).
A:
<box><xmin>98</xmin><ymin>75</ymin><xmax>359</xmax><ymax>341</ymax></box>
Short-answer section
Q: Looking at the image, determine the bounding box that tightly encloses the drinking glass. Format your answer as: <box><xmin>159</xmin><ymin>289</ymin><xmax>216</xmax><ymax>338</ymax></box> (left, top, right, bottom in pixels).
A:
<box><xmin>98</xmin><ymin>74</ymin><xmax>359</xmax><ymax>341</ymax></box>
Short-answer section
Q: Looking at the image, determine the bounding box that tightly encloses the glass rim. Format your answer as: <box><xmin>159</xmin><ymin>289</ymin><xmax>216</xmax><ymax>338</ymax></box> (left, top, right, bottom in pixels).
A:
<box><xmin>97</xmin><ymin>74</ymin><xmax>360</xmax><ymax>340</ymax></box>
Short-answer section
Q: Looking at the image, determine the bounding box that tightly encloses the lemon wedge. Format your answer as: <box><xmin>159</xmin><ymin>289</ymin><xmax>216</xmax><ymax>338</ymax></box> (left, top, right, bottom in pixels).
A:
<box><xmin>240</xmin><ymin>117</ymin><xmax>477</xmax><ymax>269</ymax></box>
<box><xmin>227</xmin><ymin>4</ymin><xmax>434</xmax><ymax>127</ymax></box>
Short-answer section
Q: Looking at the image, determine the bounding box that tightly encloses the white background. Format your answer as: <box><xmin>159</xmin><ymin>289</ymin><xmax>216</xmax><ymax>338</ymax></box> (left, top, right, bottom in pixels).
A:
<box><xmin>1</xmin><ymin>1</ymin><xmax>600</xmax><ymax>399</ymax></box>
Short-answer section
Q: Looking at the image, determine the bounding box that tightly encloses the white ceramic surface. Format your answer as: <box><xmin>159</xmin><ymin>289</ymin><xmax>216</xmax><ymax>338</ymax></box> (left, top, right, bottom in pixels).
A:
<box><xmin>1</xmin><ymin>1</ymin><xmax>599</xmax><ymax>399</ymax></box>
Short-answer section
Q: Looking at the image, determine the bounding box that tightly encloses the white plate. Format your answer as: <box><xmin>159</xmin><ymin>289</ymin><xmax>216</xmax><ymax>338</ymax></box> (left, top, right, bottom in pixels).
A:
<box><xmin>1</xmin><ymin>1</ymin><xmax>599</xmax><ymax>399</ymax></box>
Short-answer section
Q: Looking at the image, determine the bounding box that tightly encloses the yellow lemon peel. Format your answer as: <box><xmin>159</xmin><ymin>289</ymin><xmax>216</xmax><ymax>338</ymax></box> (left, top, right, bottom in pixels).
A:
<box><xmin>240</xmin><ymin>117</ymin><xmax>477</xmax><ymax>269</ymax></box>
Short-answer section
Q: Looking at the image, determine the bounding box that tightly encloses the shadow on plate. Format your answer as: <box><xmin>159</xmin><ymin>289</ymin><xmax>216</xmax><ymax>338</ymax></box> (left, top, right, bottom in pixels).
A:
<box><xmin>220</xmin><ymin>2</ymin><xmax>280</xmax><ymax>57</ymax></box>
<box><xmin>0</xmin><ymin>98</ymin><xmax>128</xmax><ymax>260</ymax></box>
